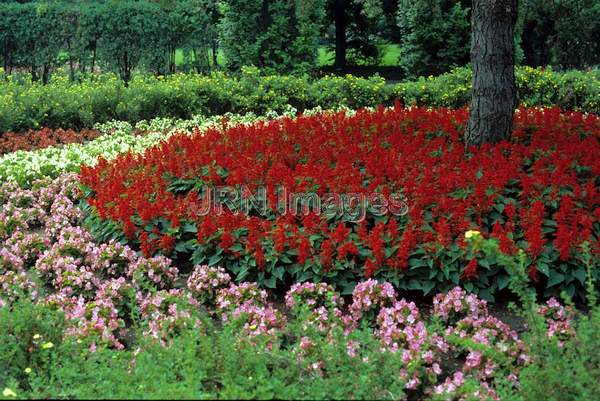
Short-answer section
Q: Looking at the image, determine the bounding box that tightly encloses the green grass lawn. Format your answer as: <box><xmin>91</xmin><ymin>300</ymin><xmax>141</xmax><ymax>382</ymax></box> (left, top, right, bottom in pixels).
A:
<box><xmin>176</xmin><ymin>43</ymin><xmax>401</xmax><ymax>69</ymax></box>
<box><xmin>318</xmin><ymin>44</ymin><xmax>401</xmax><ymax>67</ymax></box>
<box><xmin>379</xmin><ymin>44</ymin><xmax>401</xmax><ymax>66</ymax></box>
<box><xmin>174</xmin><ymin>48</ymin><xmax>226</xmax><ymax>69</ymax></box>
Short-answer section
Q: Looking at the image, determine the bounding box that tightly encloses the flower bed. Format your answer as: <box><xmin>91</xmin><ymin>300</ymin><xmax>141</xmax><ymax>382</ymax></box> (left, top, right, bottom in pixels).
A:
<box><xmin>80</xmin><ymin>106</ymin><xmax>600</xmax><ymax>299</ymax></box>
<box><xmin>0</xmin><ymin>109</ymin><xmax>303</xmax><ymax>187</ymax></box>
<box><xmin>0</xmin><ymin>128</ymin><xmax>102</xmax><ymax>155</ymax></box>
<box><xmin>0</xmin><ymin>172</ymin><xmax>586</xmax><ymax>400</ymax></box>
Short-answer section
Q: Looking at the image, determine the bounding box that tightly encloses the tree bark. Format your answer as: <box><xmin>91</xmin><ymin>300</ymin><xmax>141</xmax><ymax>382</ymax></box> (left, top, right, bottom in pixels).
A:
<box><xmin>42</xmin><ymin>64</ymin><xmax>50</xmax><ymax>85</ymax></box>
<box><xmin>333</xmin><ymin>0</ymin><xmax>346</xmax><ymax>70</ymax></box>
<box><xmin>91</xmin><ymin>43</ymin><xmax>97</xmax><ymax>74</ymax></box>
<box><xmin>67</xmin><ymin>39</ymin><xmax>75</xmax><ymax>81</ymax></box>
<box><xmin>465</xmin><ymin>0</ymin><xmax>518</xmax><ymax>146</ymax></box>
<box><xmin>212</xmin><ymin>40</ymin><xmax>218</xmax><ymax>68</ymax></box>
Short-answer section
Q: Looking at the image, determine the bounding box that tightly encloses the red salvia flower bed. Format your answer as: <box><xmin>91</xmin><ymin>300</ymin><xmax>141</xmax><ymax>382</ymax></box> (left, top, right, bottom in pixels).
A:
<box><xmin>80</xmin><ymin>106</ymin><xmax>600</xmax><ymax>299</ymax></box>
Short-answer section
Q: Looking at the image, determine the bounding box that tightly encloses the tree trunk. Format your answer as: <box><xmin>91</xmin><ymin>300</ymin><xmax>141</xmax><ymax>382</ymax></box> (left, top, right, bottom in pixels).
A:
<box><xmin>193</xmin><ymin>49</ymin><xmax>200</xmax><ymax>74</ymax></box>
<box><xmin>334</xmin><ymin>0</ymin><xmax>346</xmax><ymax>70</ymax></box>
<box><xmin>67</xmin><ymin>39</ymin><xmax>75</xmax><ymax>81</ymax></box>
<box><xmin>91</xmin><ymin>43</ymin><xmax>97</xmax><ymax>74</ymax></box>
<box><xmin>121</xmin><ymin>51</ymin><xmax>131</xmax><ymax>87</ymax></box>
<box><xmin>169</xmin><ymin>45</ymin><xmax>176</xmax><ymax>74</ymax></box>
<box><xmin>42</xmin><ymin>64</ymin><xmax>50</xmax><ymax>85</ymax></box>
<box><xmin>465</xmin><ymin>0</ymin><xmax>518</xmax><ymax>146</ymax></box>
<box><xmin>212</xmin><ymin>40</ymin><xmax>218</xmax><ymax>68</ymax></box>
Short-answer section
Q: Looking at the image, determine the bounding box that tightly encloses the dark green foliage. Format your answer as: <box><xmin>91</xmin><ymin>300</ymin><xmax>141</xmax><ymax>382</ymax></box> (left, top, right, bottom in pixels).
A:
<box><xmin>166</xmin><ymin>0</ymin><xmax>220</xmax><ymax>74</ymax></box>
<box><xmin>396</xmin><ymin>0</ymin><xmax>470</xmax><ymax>78</ymax></box>
<box><xmin>329</xmin><ymin>0</ymin><xmax>386</xmax><ymax>66</ymax></box>
<box><xmin>0</xmin><ymin>298</ymin><xmax>408</xmax><ymax>399</ymax></box>
<box><xmin>519</xmin><ymin>0</ymin><xmax>600</xmax><ymax>69</ymax></box>
<box><xmin>96</xmin><ymin>1</ymin><xmax>164</xmax><ymax>83</ymax></box>
<box><xmin>0</xmin><ymin>299</ymin><xmax>65</xmax><ymax>391</ymax></box>
<box><xmin>496</xmin><ymin>243</ymin><xmax>600</xmax><ymax>401</ymax></box>
<box><xmin>507</xmin><ymin>309</ymin><xmax>600</xmax><ymax>401</ymax></box>
<box><xmin>219</xmin><ymin>0</ymin><xmax>325</xmax><ymax>73</ymax></box>
<box><xmin>0</xmin><ymin>0</ymin><xmax>325</xmax><ymax>77</ymax></box>
<box><xmin>0</xmin><ymin>2</ymin><xmax>73</xmax><ymax>82</ymax></box>
<box><xmin>0</xmin><ymin>0</ymin><xmax>221</xmax><ymax>82</ymax></box>
<box><xmin>1</xmin><ymin>66</ymin><xmax>599</xmax><ymax>133</ymax></box>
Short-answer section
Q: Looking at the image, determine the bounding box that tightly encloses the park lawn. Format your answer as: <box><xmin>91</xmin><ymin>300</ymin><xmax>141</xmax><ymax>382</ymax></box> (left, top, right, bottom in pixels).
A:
<box><xmin>174</xmin><ymin>43</ymin><xmax>401</xmax><ymax>69</ymax></box>
<box><xmin>317</xmin><ymin>43</ymin><xmax>401</xmax><ymax>66</ymax></box>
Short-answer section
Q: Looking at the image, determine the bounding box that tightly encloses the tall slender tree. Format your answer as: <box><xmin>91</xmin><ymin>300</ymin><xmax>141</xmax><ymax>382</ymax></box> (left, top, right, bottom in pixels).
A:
<box><xmin>465</xmin><ymin>0</ymin><xmax>518</xmax><ymax>146</ymax></box>
<box><xmin>333</xmin><ymin>0</ymin><xmax>347</xmax><ymax>69</ymax></box>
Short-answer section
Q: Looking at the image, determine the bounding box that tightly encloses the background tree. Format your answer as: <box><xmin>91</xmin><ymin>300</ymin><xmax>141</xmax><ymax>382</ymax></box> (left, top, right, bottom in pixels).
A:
<box><xmin>0</xmin><ymin>2</ymin><xmax>68</xmax><ymax>82</ymax></box>
<box><xmin>465</xmin><ymin>0</ymin><xmax>518</xmax><ymax>146</ymax></box>
<box><xmin>519</xmin><ymin>0</ymin><xmax>600</xmax><ymax>69</ymax></box>
<box><xmin>329</xmin><ymin>0</ymin><xmax>393</xmax><ymax>69</ymax></box>
<box><xmin>219</xmin><ymin>0</ymin><xmax>325</xmax><ymax>73</ymax></box>
<box><xmin>397</xmin><ymin>0</ymin><xmax>470</xmax><ymax>78</ymax></box>
<box><xmin>174</xmin><ymin>0</ymin><xmax>220</xmax><ymax>73</ymax></box>
<box><xmin>145</xmin><ymin>0</ymin><xmax>219</xmax><ymax>74</ymax></box>
<box><xmin>332</xmin><ymin>0</ymin><xmax>346</xmax><ymax>68</ymax></box>
<box><xmin>96</xmin><ymin>1</ymin><xmax>164</xmax><ymax>84</ymax></box>
<box><xmin>75</xmin><ymin>2</ymin><xmax>103</xmax><ymax>75</ymax></box>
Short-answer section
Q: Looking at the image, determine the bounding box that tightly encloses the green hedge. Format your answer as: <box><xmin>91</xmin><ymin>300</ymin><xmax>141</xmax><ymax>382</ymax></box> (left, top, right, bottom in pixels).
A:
<box><xmin>1</xmin><ymin>66</ymin><xmax>599</xmax><ymax>133</ymax></box>
<box><xmin>395</xmin><ymin>66</ymin><xmax>600</xmax><ymax>111</ymax></box>
<box><xmin>0</xmin><ymin>0</ymin><xmax>221</xmax><ymax>81</ymax></box>
<box><xmin>0</xmin><ymin>0</ymin><xmax>325</xmax><ymax>80</ymax></box>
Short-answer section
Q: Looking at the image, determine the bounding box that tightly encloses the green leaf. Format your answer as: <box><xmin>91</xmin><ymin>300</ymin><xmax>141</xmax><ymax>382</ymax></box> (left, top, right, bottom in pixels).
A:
<box><xmin>208</xmin><ymin>254</ymin><xmax>223</xmax><ymax>267</ymax></box>
<box><xmin>478</xmin><ymin>288</ymin><xmax>494</xmax><ymax>302</ymax></box>
<box><xmin>547</xmin><ymin>272</ymin><xmax>565</xmax><ymax>287</ymax></box>
<box><xmin>422</xmin><ymin>281</ymin><xmax>435</xmax><ymax>295</ymax></box>
<box><xmin>536</xmin><ymin>262</ymin><xmax>550</xmax><ymax>277</ymax></box>
<box><xmin>298</xmin><ymin>271</ymin><xmax>313</xmax><ymax>282</ymax></box>
<box><xmin>191</xmin><ymin>248</ymin><xmax>206</xmax><ymax>265</ymax></box>
<box><xmin>407</xmin><ymin>280</ymin><xmax>421</xmax><ymax>290</ymax></box>
<box><xmin>497</xmin><ymin>274</ymin><xmax>510</xmax><ymax>290</ymax></box>
<box><xmin>174</xmin><ymin>241</ymin><xmax>189</xmax><ymax>253</ymax></box>
<box><xmin>182</xmin><ymin>223</ymin><xmax>197</xmax><ymax>233</ymax></box>
<box><xmin>263</xmin><ymin>276</ymin><xmax>277</xmax><ymax>288</ymax></box>
<box><xmin>279</xmin><ymin>255</ymin><xmax>292</xmax><ymax>264</ymax></box>
<box><xmin>230</xmin><ymin>243</ymin><xmax>244</xmax><ymax>252</ymax></box>
<box><xmin>237</xmin><ymin>266</ymin><xmax>250</xmax><ymax>281</ymax></box>
<box><xmin>572</xmin><ymin>266</ymin><xmax>586</xmax><ymax>285</ymax></box>
<box><xmin>408</xmin><ymin>258</ymin><xmax>428</xmax><ymax>268</ymax></box>
<box><xmin>478</xmin><ymin>258</ymin><xmax>491</xmax><ymax>269</ymax></box>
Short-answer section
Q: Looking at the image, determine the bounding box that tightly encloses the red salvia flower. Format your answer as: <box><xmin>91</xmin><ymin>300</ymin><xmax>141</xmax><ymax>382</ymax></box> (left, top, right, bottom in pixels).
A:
<box><xmin>463</xmin><ymin>258</ymin><xmax>478</xmax><ymax>280</ymax></box>
<box><xmin>77</xmin><ymin>106</ymin><xmax>600</xmax><ymax>285</ymax></box>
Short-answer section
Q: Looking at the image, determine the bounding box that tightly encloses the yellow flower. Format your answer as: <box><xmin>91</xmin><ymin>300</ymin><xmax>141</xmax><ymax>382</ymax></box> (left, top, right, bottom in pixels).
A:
<box><xmin>41</xmin><ymin>342</ymin><xmax>54</xmax><ymax>349</ymax></box>
<box><xmin>464</xmin><ymin>230</ymin><xmax>482</xmax><ymax>240</ymax></box>
<box><xmin>24</xmin><ymin>368</ymin><xmax>32</xmax><ymax>374</ymax></box>
<box><xmin>3</xmin><ymin>388</ymin><xmax>17</xmax><ymax>397</ymax></box>
<box><xmin>33</xmin><ymin>334</ymin><xmax>41</xmax><ymax>340</ymax></box>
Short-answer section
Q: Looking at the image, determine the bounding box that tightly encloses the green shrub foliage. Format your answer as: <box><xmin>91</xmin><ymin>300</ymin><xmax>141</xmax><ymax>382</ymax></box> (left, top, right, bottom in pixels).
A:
<box><xmin>0</xmin><ymin>0</ymin><xmax>324</xmax><ymax>79</ymax></box>
<box><xmin>219</xmin><ymin>0</ymin><xmax>325</xmax><ymax>73</ymax></box>
<box><xmin>396</xmin><ymin>0</ymin><xmax>471</xmax><ymax>78</ymax></box>
<box><xmin>0</xmin><ymin>66</ymin><xmax>599</xmax><ymax>133</ymax></box>
<box><xmin>519</xmin><ymin>0</ymin><xmax>600</xmax><ymax>69</ymax></box>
